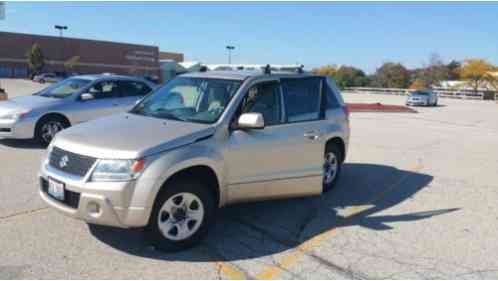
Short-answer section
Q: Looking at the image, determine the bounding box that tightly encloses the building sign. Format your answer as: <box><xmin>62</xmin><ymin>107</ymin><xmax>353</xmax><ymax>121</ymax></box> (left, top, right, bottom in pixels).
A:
<box><xmin>126</xmin><ymin>50</ymin><xmax>156</xmax><ymax>63</ymax></box>
<box><xmin>0</xmin><ymin>2</ymin><xmax>5</xmax><ymax>20</ymax></box>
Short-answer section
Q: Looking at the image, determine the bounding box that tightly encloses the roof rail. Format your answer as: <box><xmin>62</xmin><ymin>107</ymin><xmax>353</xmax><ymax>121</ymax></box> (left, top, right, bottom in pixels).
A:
<box><xmin>263</xmin><ymin>64</ymin><xmax>271</xmax><ymax>75</ymax></box>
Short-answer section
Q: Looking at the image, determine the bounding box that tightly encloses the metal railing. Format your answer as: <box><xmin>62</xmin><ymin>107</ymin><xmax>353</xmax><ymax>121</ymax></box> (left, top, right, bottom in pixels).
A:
<box><xmin>345</xmin><ymin>87</ymin><xmax>498</xmax><ymax>101</ymax></box>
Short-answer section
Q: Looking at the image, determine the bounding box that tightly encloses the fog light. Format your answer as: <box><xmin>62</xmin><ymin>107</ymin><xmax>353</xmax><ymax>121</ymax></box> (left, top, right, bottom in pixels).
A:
<box><xmin>87</xmin><ymin>202</ymin><xmax>101</xmax><ymax>216</ymax></box>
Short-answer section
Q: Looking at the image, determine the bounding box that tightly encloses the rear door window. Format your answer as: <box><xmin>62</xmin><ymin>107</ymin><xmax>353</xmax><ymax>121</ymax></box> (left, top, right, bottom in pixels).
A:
<box><xmin>119</xmin><ymin>81</ymin><xmax>151</xmax><ymax>97</ymax></box>
<box><xmin>281</xmin><ymin>77</ymin><xmax>322</xmax><ymax>123</ymax></box>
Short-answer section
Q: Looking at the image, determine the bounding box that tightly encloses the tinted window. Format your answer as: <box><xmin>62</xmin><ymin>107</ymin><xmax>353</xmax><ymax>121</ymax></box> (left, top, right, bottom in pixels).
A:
<box><xmin>325</xmin><ymin>79</ymin><xmax>341</xmax><ymax>109</ymax></box>
<box><xmin>242</xmin><ymin>82</ymin><xmax>282</xmax><ymax>126</ymax></box>
<box><xmin>281</xmin><ymin>78</ymin><xmax>321</xmax><ymax>123</ymax></box>
<box><xmin>88</xmin><ymin>80</ymin><xmax>120</xmax><ymax>99</ymax></box>
<box><xmin>119</xmin><ymin>81</ymin><xmax>151</xmax><ymax>97</ymax></box>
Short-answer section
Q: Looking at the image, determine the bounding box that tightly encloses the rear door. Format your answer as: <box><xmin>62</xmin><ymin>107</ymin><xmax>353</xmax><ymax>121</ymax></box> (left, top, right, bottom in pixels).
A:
<box><xmin>117</xmin><ymin>80</ymin><xmax>152</xmax><ymax>110</ymax></box>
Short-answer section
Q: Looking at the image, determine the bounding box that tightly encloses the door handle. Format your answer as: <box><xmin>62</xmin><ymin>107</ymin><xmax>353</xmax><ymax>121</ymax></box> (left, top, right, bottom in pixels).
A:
<box><xmin>304</xmin><ymin>131</ymin><xmax>321</xmax><ymax>140</ymax></box>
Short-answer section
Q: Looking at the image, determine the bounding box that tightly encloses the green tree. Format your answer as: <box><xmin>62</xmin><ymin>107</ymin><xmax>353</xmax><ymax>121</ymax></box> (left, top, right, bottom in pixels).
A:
<box><xmin>447</xmin><ymin>60</ymin><xmax>461</xmax><ymax>80</ymax></box>
<box><xmin>25</xmin><ymin>43</ymin><xmax>45</xmax><ymax>75</ymax></box>
<box><xmin>371</xmin><ymin>62</ymin><xmax>410</xmax><ymax>88</ymax></box>
<box><xmin>334</xmin><ymin>66</ymin><xmax>369</xmax><ymax>89</ymax></box>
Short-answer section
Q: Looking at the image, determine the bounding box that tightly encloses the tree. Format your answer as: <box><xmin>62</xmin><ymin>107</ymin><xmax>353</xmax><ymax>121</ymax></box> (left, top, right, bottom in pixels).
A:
<box><xmin>409</xmin><ymin>79</ymin><xmax>428</xmax><ymax>90</ymax></box>
<box><xmin>25</xmin><ymin>43</ymin><xmax>45</xmax><ymax>76</ymax></box>
<box><xmin>460</xmin><ymin>59</ymin><xmax>496</xmax><ymax>93</ymax></box>
<box><xmin>64</xmin><ymin>56</ymin><xmax>80</xmax><ymax>74</ymax></box>
<box><xmin>371</xmin><ymin>62</ymin><xmax>410</xmax><ymax>88</ymax></box>
<box><xmin>312</xmin><ymin>65</ymin><xmax>337</xmax><ymax>77</ymax></box>
<box><xmin>447</xmin><ymin>60</ymin><xmax>461</xmax><ymax>80</ymax></box>
<box><xmin>334</xmin><ymin>66</ymin><xmax>369</xmax><ymax>89</ymax></box>
<box><xmin>412</xmin><ymin>53</ymin><xmax>450</xmax><ymax>87</ymax></box>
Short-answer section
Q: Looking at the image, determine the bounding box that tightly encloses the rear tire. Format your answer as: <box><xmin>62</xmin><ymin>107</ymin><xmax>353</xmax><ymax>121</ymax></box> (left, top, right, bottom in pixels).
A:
<box><xmin>34</xmin><ymin>115</ymin><xmax>69</xmax><ymax>147</ymax></box>
<box><xmin>146</xmin><ymin>179</ymin><xmax>216</xmax><ymax>252</ymax></box>
<box><xmin>323</xmin><ymin>144</ymin><xmax>343</xmax><ymax>193</ymax></box>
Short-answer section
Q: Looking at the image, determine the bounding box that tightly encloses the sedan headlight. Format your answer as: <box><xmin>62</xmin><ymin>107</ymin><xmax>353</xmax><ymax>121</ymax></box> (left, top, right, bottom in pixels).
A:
<box><xmin>0</xmin><ymin>111</ymin><xmax>29</xmax><ymax>121</ymax></box>
<box><xmin>91</xmin><ymin>159</ymin><xmax>145</xmax><ymax>182</ymax></box>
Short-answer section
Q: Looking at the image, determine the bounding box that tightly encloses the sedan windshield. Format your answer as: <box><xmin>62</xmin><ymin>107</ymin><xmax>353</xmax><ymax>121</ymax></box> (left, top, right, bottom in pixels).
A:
<box><xmin>410</xmin><ymin>91</ymin><xmax>430</xmax><ymax>96</ymax></box>
<box><xmin>37</xmin><ymin>78</ymin><xmax>91</xmax><ymax>99</ymax></box>
<box><xmin>131</xmin><ymin>77</ymin><xmax>242</xmax><ymax>124</ymax></box>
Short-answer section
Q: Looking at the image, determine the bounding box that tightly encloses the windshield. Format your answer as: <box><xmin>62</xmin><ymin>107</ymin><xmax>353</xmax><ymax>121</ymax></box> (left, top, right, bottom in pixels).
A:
<box><xmin>131</xmin><ymin>77</ymin><xmax>242</xmax><ymax>124</ymax></box>
<box><xmin>37</xmin><ymin>78</ymin><xmax>91</xmax><ymax>99</ymax></box>
<box><xmin>410</xmin><ymin>91</ymin><xmax>430</xmax><ymax>96</ymax></box>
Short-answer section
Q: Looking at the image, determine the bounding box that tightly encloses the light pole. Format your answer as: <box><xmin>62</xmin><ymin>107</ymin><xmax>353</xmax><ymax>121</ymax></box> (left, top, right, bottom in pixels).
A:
<box><xmin>54</xmin><ymin>25</ymin><xmax>68</xmax><ymax>73</ymax></box>
<box><xmin>226</xmin><ymin>45</ymin><xmax>235</xmax><ymax>65</ymax></box>
<box><xmin>54</xmin><ymin>25</ymin><xmax>67</xmax><ymax>37</ymax></box>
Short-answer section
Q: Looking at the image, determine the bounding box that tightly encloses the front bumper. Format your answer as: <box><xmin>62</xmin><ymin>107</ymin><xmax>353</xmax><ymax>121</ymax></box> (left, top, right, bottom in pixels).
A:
<box><xmin>39</xmin><ymin>162</ymin><xmax>151</xmax><ymax>228</ymax></box>
<box><xmin>0</xmin><ymin>118</ymin><xmax>36</xmax><ymax>139</ymax></box>
<box><xmin>406</xmin><ymin>99</ymin><xmax>428</xmax><ymax>106</ymax></box>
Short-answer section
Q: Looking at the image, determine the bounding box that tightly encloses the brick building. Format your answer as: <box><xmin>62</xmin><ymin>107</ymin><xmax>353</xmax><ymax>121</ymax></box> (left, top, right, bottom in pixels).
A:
<box><xmin>0</xmin><ymin>31</ymin><xmax>183</xmax><ymax>78</ymax></box>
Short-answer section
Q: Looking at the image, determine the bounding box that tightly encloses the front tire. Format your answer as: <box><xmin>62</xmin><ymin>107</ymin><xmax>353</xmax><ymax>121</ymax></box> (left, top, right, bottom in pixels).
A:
<box><xmin>34</xmin><ymin>116</ymin><xmax>69</xmax><ymax>147</ymax></box>
<box><xmin>323</xmin><ymin>144</ymin><xmax>342</xmax><ymax>193</ymax></box>
<box><xmin>146</xmin><ymin>179</ymin><xmax>216</xmax><ymax>252</ymax></box>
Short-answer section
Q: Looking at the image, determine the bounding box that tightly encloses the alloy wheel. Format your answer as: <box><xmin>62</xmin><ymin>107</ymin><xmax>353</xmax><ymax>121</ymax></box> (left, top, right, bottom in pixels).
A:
<box><xmin>323</xmin><ymin>152</ymin><xmax>338</xmax><ymax>185</ymax></box>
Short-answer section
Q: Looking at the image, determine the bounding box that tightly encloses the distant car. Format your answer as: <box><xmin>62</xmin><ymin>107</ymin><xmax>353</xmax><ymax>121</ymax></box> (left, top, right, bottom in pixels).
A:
<box><xmin>0</xmin><ymin>74</ymin><xmax>156</xmax><ymax>146</ymax></box>
<box><xmin>33</xmin><ymin>73</ymin><xmax>64</xmax><ymax>84</ymax></box>
<box><xmin>406</xmin><ymin>90</ymin><xmax>438</xmax><ymax>106</ymax></box>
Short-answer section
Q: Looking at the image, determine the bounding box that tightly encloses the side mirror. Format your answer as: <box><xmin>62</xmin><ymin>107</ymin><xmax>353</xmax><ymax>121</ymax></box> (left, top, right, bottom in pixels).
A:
<box><xmin>80</xmin><ymin>93</ymin><xmax>94</xmax><ymax>101</ymax></box>
<box><xmin>237</xmin><ymin>113</ymin><xmax>265</xmax><ymax>130</ymax></box>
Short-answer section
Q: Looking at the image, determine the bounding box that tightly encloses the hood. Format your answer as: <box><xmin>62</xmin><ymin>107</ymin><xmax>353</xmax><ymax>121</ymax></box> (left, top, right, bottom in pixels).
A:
<box><xmin>0</xmin><ymin>95</ymin><xmax>59</xmax><ymax>115</ymax></box>
<box><xmin>53</xmin><ymin>113</ymin><xmax>216</xmax><ymax>159</ymax></box>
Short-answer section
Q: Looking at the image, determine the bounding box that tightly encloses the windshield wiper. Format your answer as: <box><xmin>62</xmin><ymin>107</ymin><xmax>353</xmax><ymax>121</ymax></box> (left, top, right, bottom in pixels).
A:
<box><xmin>151</xmin><ymin>111</ymin><xmax>187</xmax><ymax>122</ymax></box>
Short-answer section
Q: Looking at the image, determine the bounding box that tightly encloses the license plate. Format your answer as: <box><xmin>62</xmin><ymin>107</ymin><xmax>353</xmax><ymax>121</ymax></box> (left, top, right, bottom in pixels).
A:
<box><xmin>48</xmin><ymin>177</ymin><xmax>65</xmax><ymax>201</ymax></box>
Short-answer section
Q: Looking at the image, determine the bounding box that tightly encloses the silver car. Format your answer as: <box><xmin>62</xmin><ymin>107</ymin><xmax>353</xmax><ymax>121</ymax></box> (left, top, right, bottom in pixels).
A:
<box><xmin>0</xmin><ymin>74</ymin><xmax>155</xmax><ymax>146</ymax></box>
<box><xmin>39</xmin><ymin>70</ymin><xmax>350</xmax><ymax>251</ymax></box>
<box><xmin>33</xmin><ymin>73</ymin><xmax>64</xmax><ymax>84</ymax></box>
<box><xmin>406</xmin><ymin>90</ymin><xmax>438</xmax><ymax>106</ymax></box>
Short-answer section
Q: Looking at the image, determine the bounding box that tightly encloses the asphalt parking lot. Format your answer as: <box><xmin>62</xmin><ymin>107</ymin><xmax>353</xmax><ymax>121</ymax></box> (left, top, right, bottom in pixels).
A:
<box><xmin>1</xmin><ymin>79</ymin><xmax>498</xmax><ymax>279</ymax></box>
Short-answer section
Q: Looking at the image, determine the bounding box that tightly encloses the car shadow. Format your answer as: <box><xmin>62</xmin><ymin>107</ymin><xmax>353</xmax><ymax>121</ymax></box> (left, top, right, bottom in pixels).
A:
<box><xmin>89</xmin><ymin>163</ymin><xmax>459</xmax><ymax>262</ymax></box>
<box><xmin>0</xmin><ymin>139</ymin><xmax>44</xmax><ymax>150</ymax></box>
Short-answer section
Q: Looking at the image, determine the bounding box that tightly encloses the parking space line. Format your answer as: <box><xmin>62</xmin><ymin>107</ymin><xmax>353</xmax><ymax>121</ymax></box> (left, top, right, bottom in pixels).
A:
<box><xmin>254</xmin><ymin>162</ymin><xmax>425</xmax><ymax>279</ymax></box>
<box><xmin>217</xmin><ymin>262</ymin><xmax>248</xmax><ymax>280</ymax></box>
<box><xmin>0</xmin><ymin>207</ymin><xmax>49</xmax><ymax>221</ymax></box>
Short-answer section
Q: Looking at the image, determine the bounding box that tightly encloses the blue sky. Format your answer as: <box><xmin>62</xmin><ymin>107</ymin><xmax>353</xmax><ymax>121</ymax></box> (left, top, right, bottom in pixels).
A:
<box><xmin>1</xmin><ymin>2</ymin><xmax>498</xmax><ymax>73</ymax></box>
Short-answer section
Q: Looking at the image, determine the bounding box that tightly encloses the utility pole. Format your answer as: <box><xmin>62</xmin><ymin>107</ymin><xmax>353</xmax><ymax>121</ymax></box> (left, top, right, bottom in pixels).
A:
<box><xmin>226</xmin><ymin>45</ymin><xmax>235</xmax><ymax>65</ymax></box>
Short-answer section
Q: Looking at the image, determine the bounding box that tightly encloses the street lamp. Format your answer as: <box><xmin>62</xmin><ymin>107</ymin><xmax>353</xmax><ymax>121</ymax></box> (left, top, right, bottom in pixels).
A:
<box><xmin>226</xmin><ymin>45</ymin><xmax>235</xmax><ymax>65</ymax></box>
<box><xmin>54</xmin><ymin>25</ymin><xmax>68</xmax><ymax>73</ymax></box>
<box><xmin>54</xmin><ymin>25</ymin><xmax>68</xmax><ymax>37</ymax></box>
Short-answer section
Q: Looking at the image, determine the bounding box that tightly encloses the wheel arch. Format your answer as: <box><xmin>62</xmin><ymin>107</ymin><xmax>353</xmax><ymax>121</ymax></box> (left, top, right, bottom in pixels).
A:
<box><xmin>35</xmin><ymin>112</ymin><xmax>72</xmax><ymax>130</ymax></box>
<box><xmin>325</xmin><ymin>137</ymin><xmax>346</xmax><ymax>163</ymax></box>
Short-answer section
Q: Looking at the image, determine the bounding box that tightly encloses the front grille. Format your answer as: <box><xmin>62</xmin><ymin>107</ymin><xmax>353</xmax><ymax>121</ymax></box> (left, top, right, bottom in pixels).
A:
<box><xmin>49</xmin><ymin>147</ymin><xmax>97</xmax><ymax>177</ymax></box>
<box><xmin>0</xmin><ymin>128</ymin><xmax>11</xmax><ymax>132</ymax></box>
<box><xmin>40</xmin><ymin>178</ymin><xmax>81</xmax><ymax>209</ymax></box>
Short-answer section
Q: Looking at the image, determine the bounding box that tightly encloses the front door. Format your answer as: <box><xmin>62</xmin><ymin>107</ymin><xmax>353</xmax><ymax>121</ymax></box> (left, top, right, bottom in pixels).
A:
<box><xmin>70</xmin><ymin>80</ymin><xmax>124</xmax><ymax>124</ymax></box>
<box><xmin>225</xmin><ymin>78</ymin><xmax>324</xmax><ymax>203</ymax></box>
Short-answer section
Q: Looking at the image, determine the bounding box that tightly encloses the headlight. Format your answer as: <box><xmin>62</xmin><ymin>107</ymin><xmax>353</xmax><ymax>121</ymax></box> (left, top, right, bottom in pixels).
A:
<box><xmin>0</xmin><ymin>111</ymin><xmax>29</xmax><ymax>121</ymax></box>
<box><xmin>91</xmin><ymin>159</ymin><xmax>145</xmax><ymax>182</ymax></box>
